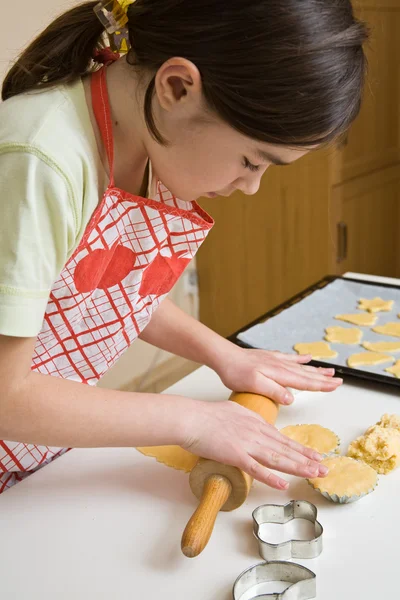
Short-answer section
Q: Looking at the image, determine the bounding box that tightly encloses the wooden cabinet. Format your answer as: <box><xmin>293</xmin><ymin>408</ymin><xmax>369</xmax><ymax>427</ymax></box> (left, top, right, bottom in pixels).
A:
<box><xmin>197</xmin><ymin>0</ymin><xmax>400</xmax><ymax>337</ymax></box>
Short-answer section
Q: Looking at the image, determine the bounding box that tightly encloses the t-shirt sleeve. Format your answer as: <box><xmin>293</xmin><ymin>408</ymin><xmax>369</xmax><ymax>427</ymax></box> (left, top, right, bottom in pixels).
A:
<box><xmin>0</xmin><ymin>149</ymin><xmax>78</xmax><ymax>337</ymax></box>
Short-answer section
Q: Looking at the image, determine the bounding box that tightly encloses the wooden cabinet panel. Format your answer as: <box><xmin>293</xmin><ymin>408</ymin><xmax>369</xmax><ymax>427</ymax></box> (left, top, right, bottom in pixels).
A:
<box><xmin>197</xmin><ymin>150</ymin><xmax>331</xmax><ymax>337</ymax></box>
<box><xmin>331</xmin><ymin>164</ymin><xmax>400</xmax><ymax>277</ymax></box>
<box><xmin>332</xmin><ymin>1</ymin><xmax>400</xmax><ymax>184</ymax></box>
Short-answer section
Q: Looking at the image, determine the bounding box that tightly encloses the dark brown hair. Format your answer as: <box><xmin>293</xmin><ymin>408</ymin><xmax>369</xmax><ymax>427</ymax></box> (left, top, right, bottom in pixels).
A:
<box><xmin>2</xmin><ymin>0</ymin><xmax>368</xmax><ymax>146</ymax></box>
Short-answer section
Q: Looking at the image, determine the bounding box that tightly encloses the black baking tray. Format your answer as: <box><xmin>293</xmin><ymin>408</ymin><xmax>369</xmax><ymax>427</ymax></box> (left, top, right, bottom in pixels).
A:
<box><xmin>228</xmin><ymin>275</ymin><xmax>400</xmax><ymax>389</ymax></box>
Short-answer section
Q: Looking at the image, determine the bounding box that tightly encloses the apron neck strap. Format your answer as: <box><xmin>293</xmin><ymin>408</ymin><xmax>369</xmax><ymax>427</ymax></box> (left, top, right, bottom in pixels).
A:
<box><xmin>91</xmin><ymin>66</ymin><xmax>115</xmax><ymax>187</ymax></box>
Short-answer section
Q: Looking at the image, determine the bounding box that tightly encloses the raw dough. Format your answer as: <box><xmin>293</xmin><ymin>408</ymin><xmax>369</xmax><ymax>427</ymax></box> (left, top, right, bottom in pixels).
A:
<box><xmin>348</xmin><ymin>425</ymin><xmax>400</xmax><ymax>474</ymax></box>
<box><xmin>136</xmin><ymin>445</ymin><xmax>198</xmax><ymax>472</ymax></box>
<box><xmin>335</xmin><ymin>313</ymin><xmax>377</xmax><ymax>326</ymax></box>
<box><xmin>280</xmin><ymin>424</ymin><xmax>340</xmax><ymax>455</ymax></box>
<box><xmin>325</xmin><ymin>326</ymin><xmax>362</xmax><ymax>345</ymax></box>
<box><xmin>375</xmin><ymin>414</ymin><xmax>400</xmax><ymax>430</ymax></box>
<box><xmin>362</xmin><ymin>341</ymin><xmax>400</xmax><ymax>353</ymax></box>
<box><xmin>385</xmin><ymin>360</ymin><xmax>400</xmax><ymax>378</ymax></box>
<box><xmin>358</xmin><ymin>297</ymin><xmax>394</xmax><ymax>313</ymax></box>
<box><xmin>372</xmin><ymin>322</ymin><xmax>400</xmax><ymax>338</ymax></box>
<box><xmin>293</xmin><ymin>342</ymin><xmax>338</xmax><ymax>359</ymax></box>
<box><xmin>347</xmin><ymin>352</ymin><xmax>394</xmax><ymax>368</ymax></box>
<box><xmin>308</xmin><ymin>456</ymin><xmax>378</xmax><ymax>499</ymax></box>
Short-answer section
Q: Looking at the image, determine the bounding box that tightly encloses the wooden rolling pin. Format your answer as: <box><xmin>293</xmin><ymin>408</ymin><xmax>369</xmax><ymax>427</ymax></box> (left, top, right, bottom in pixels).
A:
<box><xmin>181</xmin><ymin>391</ymin><xmax>279</xmax><ymax>558</ymax></box>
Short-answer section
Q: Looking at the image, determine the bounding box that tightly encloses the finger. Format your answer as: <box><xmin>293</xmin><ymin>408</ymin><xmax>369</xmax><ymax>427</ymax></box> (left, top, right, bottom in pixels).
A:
<box><xmin>285</xmin><ymin>363</ymin><xmax>339</xmax><ymax>383</ymax></box>
<box><xmin>300</xmin><ymin>365</ymin><xmax>336</xmax><ymax>376</ymax></box>
<box><xmin>266</xmin><ymin>368</ymin><xmax>343</xmax><ymax>392</ymax></box>
<box><xmin>253</xmin><ymin>437</ymin><xmax>328</xmax><ymax>476</ymax></box>
<box><xmin>250</xmin><ymin>372</ymin><xmax>295</xmax><ymax>405</ymax></box>
<box><xmin>270</xmin><ymin>351</ymin><xmax>312</xmax><ymax>364</ymax></box>
<box><xmin>260</xmin><ymin>423</ymin><xmax>323</xmax><ymax>461</ymax></box>
<box><xmin>242</xmin><ymin>457</ymin><xmax>289</xmax><ymax>489</ymax></box>
<box><xmin>253</xmin><ymin>448</ymin><xmax>323</xmax><ymax>478</ymax></box>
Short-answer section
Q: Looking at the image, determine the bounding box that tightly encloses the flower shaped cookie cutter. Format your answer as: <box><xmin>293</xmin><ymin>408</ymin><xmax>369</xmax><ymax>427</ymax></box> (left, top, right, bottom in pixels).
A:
<box><xmin>252</xmin><ymin>500</ymin><xmax>323</xmax><ymax>561</ymax></box>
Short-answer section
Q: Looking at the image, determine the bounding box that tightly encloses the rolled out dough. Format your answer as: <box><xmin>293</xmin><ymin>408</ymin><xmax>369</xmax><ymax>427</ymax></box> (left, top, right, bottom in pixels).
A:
<box><xmin>293</xmin><ymin>341</ymin><xmax>338</xmax><ymax>359</ymax></box>
<box><xmin>325</xmin><ymin>326</ymin><xmax>362</xmax><ymax>345</ymax></box>
<box><xmin>280</xmin><ymin>424</ymin><xmax>339</xmax><ymax>455</ymax></box>
<box><xmin>308</xmin><ymin>456</ymin><xmax>377</xmax><ymax>498</ymax></box>
<box><xmin>347</xmin><ymin>352</ymin><xmax>394</xmax><ymax>368</ymax></box>
<box><xmin>358</xmin><ymin>297</ymin><xmax>394</xmax><ymax>313</ymax></box>
<box><xmin>362</xmin><ymin>341</ymin><xmax>400</xmax><ymax>353</ymax></box>
<box><xmin>136</xmin><ymin>445</ymin><xmax>198</xmax><ymax>472</ymax></box>
<box><xmin>372</xmin><ymin>322</ymin><xmax>400</xmax><ymax>338</ymax></box>
<box><xmin>335</xmin><ymin>313</ymin><xmax>377</xmax><ymax>326</ymax></box>
<box><xmin>385</xmin><ymin>360</ymin><xmax>400</xmax><ymax>379</ymax></box>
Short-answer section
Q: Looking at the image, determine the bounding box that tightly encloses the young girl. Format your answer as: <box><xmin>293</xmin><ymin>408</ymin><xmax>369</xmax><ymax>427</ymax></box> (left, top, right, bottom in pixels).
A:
<box><xmin>0</xmin><ymin>0</ymin><xmax>367</xmax><ymax>493</ymax></box>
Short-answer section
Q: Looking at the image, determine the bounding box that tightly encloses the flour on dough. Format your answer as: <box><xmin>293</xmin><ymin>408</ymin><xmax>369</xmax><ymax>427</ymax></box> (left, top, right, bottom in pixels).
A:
<box><xmin>335</xmin><ymin>313</ymin><xmax>377</xmax><ymax>326</ymax></box>
<box><xmin>385</xmin><ymin>360</ymin><xmax>400</xmax><ymax>379</ymax></box>
<box><xmin>372</xmin><ymin>322</ymin><xmax>400</xmax><ymax>338</ymax></box>
<box><xmin>347</xmin><ymin>352</ymin><xmax>394</xmax><ymax>368</ymax></box>
<box><xmin>280</xmin><ymin>424</ymin><xmax>340</xmax><ymax>455</ymax></box>
<box><xmin>293</xmin><ymin>341</ymin><xmax>338</xmax><ymax>359</ymax></box>
<box><xmin>325</xmin><ymin>326</ymin><xmax>362</xmax><ymax>345</ymax></box>
<box><xmin>136</xmin><ymin>445</ymin><xmax>198</xmax><ymax>472</ymax></box>
<box><xmin>362</xmin><ymin>341</ymin><xmax>400</xmax><ymax>353</ymax></box>
<box><xmin>348</xmin><ymin>425</ymin><xmax>400</xmax><ymax>474</ymax></box>
<box><xmin>358</xmin><ymin>297</ymin><xmax>394</xmax><ymax>313</ymax></box>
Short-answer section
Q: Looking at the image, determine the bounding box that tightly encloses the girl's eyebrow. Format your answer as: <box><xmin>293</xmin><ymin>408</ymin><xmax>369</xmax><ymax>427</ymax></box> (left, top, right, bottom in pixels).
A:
<box><xmin>254</xmin><ymin>148</ymin><xmax>290</xmax><ymax>166</ymax></box>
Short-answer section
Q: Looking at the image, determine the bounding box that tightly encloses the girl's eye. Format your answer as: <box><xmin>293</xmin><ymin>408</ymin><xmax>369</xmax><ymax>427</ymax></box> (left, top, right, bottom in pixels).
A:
<box><xmin>243</xmin><ymin>157</ymin><xmax>261</xmax><ymax>172</ymax></box>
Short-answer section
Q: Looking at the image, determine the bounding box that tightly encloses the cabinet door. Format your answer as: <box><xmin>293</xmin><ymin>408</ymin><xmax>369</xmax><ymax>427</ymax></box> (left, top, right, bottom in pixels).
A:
<box><xmin>331</xmin><ymin>164</ymin><xmax>400</xmax><ymax>277</ymax></box>
<box><xmin>197</xmin><ymin>150</ymin><xmax>331</xmax><ymax>337</ymax></box>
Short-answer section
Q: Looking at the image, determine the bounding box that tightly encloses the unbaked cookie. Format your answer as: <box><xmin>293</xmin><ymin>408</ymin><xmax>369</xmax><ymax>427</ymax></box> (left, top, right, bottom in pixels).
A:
<box><xmin>280</xmin><ymin>424</ymin><xmax>340</xmax><ymax>456</ymax></box>
<box><xmin>293</xmin><ymin>342</ymin><xmax>338</xmax><ymax>359</ymax></box>
<box><xmin>362</xmin><ymin>341</ymin><xmax>400</xmax><ymax>353</ymax></box>
<box><xmin>348</xmin><ymin>425</ymin><xmax>400</xmax><ymax>474</ymax></box>
<box><xmin>385</xmin><ymin>360</ymin><xmax>400</xmax><ymax>378</ymax></box>
<box><xmin>325</xmin><ymin>326</ymin><xmax>362</xmax><ymax>345</ymax></box>
<box><xmin>308</xmin><ymin>456</ymin><xmax>378</xmax><ymax>503</ymax></box>
<box><xmin>372</xmin><ymin>322</ymin><xmax>400</xmax><ymax>338</ymax></box>
<box><xmin>358</xmin><ymin>297</ymin><xmax>394</xmax><ymax>313</ymax></box>
<box><xmin>347</xmin><ymin>352</ymin><xmax>394</xmax><ymax>368</ymax></box>
<box><xmin>335</xmin><ymin>313</ymin><xmax>377</xmax><ymax>326</ymax></box>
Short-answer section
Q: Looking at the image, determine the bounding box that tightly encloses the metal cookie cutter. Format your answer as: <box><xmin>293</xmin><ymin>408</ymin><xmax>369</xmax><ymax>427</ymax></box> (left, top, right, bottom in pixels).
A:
<box><xmin>252</xmin><ymin>500</ymin><xmax>323</xmax><ymax>561</ymax></box>
<box><xmin>233</xmin><ymin>561</ymin><xmax>316</xmax><ymax>600</ymax></box>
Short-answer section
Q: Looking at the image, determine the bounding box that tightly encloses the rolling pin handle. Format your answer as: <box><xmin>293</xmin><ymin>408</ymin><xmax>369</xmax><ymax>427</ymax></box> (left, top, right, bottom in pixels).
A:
<box><xmin>181</xmin><ymin>475</ymin><xmax>232</xmax><ymax>558</ymax></box>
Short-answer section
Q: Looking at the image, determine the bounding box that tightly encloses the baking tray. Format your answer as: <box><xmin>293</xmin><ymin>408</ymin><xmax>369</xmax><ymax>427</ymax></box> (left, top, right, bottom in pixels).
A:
<box><xmin>229</xmin><ymin>275</ymin><xmax>400</xmax><ymax>389</ymax></box>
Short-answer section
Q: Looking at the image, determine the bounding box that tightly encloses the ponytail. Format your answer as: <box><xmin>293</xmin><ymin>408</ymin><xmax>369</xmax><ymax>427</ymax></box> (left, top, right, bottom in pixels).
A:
<box><xmin>2</xmin><ymin>2</ymin><xmax>103</xmax><ymax>100</ymax></box>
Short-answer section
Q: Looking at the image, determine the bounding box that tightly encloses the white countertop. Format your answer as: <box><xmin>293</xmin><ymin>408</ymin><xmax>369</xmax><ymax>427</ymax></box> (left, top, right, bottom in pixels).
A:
<box><xmin>1</xmin><ymin>273</ymin><xmax>399</xmax><ymax>600</ymax></box>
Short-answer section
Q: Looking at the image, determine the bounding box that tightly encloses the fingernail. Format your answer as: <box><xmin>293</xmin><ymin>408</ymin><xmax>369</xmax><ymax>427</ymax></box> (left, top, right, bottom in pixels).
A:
<box><xmin>334</xmin><ymin>378</ymin><xmax>343</xmax><ymax>384</ymax></box>
<box><xmin>307</xmin><ymin>467</ymin><xmax>319</xmax><ymax>477</ymax></box>
<box><xmin>284</xmin><ymin>393</ymin><xmax>293</xmax><ymax>404</ymax></box>
<box><xmin>279</xmin><ymin>480</ymin><xmax>289</xmax><ymax>489</ymax></box>
<box><xmin>319</xmin><ymin>465</ymin><xmax>329</xmax><ymax>475</ymax></box>
<box><xmin>312</xmin><ymin>451</ymin><xmax>323</xmax><ymax>461</ymax></box>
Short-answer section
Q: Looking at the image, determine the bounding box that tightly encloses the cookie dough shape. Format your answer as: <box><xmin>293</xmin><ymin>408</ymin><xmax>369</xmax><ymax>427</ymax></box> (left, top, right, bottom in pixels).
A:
<box><xmin>385</xmin><ymin>360</ymin><xmax>400</xmax><ymax>379</ymax></box>
<box><xmin>372</xmin><ymin>322</ymin><xmax>400</xmax><ymax>338</ymax></box>
<box><xmin>293</xmin><ymin>342</ymin><xmax>338</xmax><ymax>360</ymax></box>
<box><xmin>335</xmin><ymin>313</ymin><xmax>377</xmax><ymax>326</ymax></box>
<box><xmin>348</xmin><ymin>425</ymin><xmax>400</xmax><ymax>474</ymax></box>
<box><xmin>280</xmin><ymin>424</ymin><xmax>340</xmax><ymax>456</ymax></box>
<box><xmin>347</xmin><ymin>352</ymin><xmax>394</xmax><ymax>368</ymax></box>
<box><xmin>308</xmin><ymin>456</ymin><xmax>378</xmax><ymax>503</ymax></box>
<box><xmin>358</xmin><ymin>297</ymin><xmax>394</xmax><ymax>313</ymax></box>
<box><xmin>325</xmin><ymin>326</ymin><xmax>362</xmax><ymax>345</ymax></box>
<box><xmin>362</xmin><ymin>341</ymin><xmax>400</xmax><ymax>353</ymax></box>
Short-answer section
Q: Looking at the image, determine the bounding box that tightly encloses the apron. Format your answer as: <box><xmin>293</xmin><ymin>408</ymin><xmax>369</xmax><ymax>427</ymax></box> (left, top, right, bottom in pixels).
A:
<box><xmin>0</xmin><ymin>63</ymin><xmax>214</xmax><ymax>493</ymax></box>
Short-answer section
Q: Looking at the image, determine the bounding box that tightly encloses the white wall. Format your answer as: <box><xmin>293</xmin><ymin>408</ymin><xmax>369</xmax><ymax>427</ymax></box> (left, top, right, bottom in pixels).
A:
<box><xmin>1</xmin><ymin>0</ymin><xmax>198</xmax><ymax>390</ymax></box>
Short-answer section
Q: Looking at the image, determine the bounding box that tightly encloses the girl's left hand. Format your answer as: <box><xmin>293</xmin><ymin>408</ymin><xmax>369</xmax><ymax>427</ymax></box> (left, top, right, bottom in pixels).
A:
<box><xmin>215</xmin><ymin>346</ymin><xmax>342</xmax><ymax>405</ymax></box>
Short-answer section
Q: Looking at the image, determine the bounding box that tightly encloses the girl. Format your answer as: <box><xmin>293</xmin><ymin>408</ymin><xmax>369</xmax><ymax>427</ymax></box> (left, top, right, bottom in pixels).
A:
<box><xmin>0</xmin><ymin>0</ymin><xmax>367</xmax><ymax>493</ymax></box>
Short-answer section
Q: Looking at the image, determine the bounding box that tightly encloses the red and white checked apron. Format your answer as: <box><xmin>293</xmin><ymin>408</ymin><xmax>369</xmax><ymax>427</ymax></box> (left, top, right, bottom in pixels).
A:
<box><xmin>0</xmin><ymin>64</ymin><xmax>214</xmax><ymax>492</ymax></box>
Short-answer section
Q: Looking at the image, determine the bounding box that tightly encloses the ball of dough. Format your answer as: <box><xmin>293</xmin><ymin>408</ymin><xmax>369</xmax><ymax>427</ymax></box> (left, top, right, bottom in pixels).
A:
<box><xmin>348</xmin><ymin>425</ymin><xmax>400</xmax><ymax>475</ymax></box>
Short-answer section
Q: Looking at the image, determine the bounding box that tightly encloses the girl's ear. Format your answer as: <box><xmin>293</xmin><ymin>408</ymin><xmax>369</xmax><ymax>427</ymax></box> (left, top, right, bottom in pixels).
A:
<box><xmin>154</xmin><ymin>58</ymin><xmax>202</xmax><ymax>112</ymax></box>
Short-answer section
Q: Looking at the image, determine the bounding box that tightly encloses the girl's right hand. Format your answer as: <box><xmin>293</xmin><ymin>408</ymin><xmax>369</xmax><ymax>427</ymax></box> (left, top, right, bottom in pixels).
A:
<box><xmin>181</xmin><ymin>399</ymin><xmax>328</xmax><ymax>490</ymax></box>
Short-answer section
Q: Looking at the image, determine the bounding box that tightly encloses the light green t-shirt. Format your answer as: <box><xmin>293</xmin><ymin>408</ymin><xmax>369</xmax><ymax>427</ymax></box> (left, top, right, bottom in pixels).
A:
<box><xmin>0</xmin><ymin>79</ymin><xmax>108</xmax><ymax>337</ymax></box>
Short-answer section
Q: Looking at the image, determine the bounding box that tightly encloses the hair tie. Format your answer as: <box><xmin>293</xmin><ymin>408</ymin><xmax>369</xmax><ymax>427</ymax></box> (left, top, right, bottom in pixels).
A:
<box><xmin>94</xmin><ymin>0</ymin><xmax>135</xmax><ymax>53</ymax></box>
